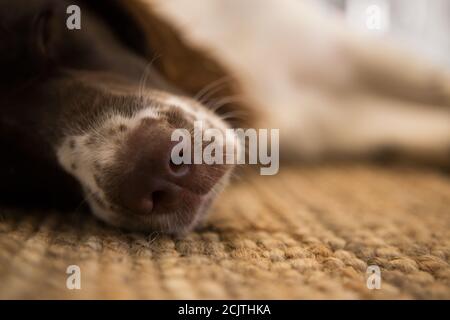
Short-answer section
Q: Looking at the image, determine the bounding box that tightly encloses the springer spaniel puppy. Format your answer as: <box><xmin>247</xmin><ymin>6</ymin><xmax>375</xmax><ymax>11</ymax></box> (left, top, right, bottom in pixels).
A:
<box><xmin>1</xmin><ymin>0</ymin><xmax>449</xmax><ymax>235</ymax></box>
<box><xmin>0</xmin><ymin>0</ymin><xmax>236</xmax><ymax>234</ymax></box>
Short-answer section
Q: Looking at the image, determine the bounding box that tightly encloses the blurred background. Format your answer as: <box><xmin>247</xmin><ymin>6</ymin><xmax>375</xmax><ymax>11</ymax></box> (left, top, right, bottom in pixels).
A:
<box><xmin>310</xmin><ymin>0</ymin><xmax>450</xmax><ymax>68</ymax></box>
<box><xmin>0</xmin><ymin>0</ymin><xmax>449</xmax><ymax>300</ymax></box>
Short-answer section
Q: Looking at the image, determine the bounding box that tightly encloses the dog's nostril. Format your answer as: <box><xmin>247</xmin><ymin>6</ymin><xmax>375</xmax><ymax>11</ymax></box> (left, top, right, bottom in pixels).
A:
<box><xmin>152</xmin><ymin>190</ymin><xmax>164</xmax><ymax>201</ymax></box>
<box><xmin>169</xmin><ymin>157</ymin><xmax>190</xmax><ymax>177</ymax></box>
<box><xmin>151</xmin><ymin>190</ymin><xmax>170</xmax><ymax>213</ymax></box>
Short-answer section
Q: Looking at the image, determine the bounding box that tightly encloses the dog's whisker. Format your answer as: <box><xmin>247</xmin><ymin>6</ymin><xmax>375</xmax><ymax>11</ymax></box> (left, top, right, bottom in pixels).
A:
<box><xmin>219</xmin><ymin>110</ymin><xmax>248</xmax><ymax>122</ymax></box>
<box><xmin>194</xmin><ymin>76</ymin><xmax>233</xmax><ymax>102</ymax></box>
<box><xmin>138</xmin><ymin>54</ymin><xmax>161</xmax><ymax>104</ymax></box>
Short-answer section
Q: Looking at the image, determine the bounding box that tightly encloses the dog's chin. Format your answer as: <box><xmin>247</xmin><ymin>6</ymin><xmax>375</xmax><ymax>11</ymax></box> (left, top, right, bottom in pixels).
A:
<box><xmin>86</xmin><ymin>187</ymin><xmax>219</xmax><ymax>235</ymax></box>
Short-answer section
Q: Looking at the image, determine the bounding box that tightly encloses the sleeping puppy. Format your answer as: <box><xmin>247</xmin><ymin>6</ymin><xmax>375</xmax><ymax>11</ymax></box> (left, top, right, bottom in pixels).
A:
<box><xmin>2</xmin><ymin>0</ymin><xmax>449</xmax><ymax>235</ymax></box>
<box><xmin>0</xmin><ymin>0</ymin><xmax>234</xmax><ymax>234</ymax></box>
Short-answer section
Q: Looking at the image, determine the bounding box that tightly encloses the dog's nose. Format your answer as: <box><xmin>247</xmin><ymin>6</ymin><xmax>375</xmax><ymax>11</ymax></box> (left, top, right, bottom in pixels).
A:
<box><xmin>116</xmin><ymin>119</ymin><xmax>189</xmax><ymax>216</ymax></box>
<box><xmin>115</xmin><ymin>119</ymin><xmax>227</xmax><ymax>216</ymax></box>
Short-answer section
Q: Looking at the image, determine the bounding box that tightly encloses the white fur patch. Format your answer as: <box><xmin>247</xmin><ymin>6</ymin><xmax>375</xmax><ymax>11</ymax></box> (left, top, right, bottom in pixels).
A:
<box><xmin>56</xmin><ymin>94</ymin><xmax>231</xmax><ymax>230</ymax></box>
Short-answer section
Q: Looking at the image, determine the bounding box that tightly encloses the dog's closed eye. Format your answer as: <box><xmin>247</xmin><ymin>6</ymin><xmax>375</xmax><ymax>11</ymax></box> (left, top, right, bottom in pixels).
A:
<box><xmin>33</xmin><ymin>4</ymin><xmax>63</xmax><ymax>63</ymax></box>
<box><xmin>34</xmin><ymin>9</ymin><xmax>53</xmax><ymax>57</ymax></box>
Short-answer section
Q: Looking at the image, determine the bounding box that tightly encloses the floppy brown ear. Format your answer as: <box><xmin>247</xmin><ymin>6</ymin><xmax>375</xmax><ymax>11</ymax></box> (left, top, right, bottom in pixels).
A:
<box><xmin>32</xmin><ymin>3</ymin><xmax>64</xmax><ymax>63</ymax></box>
<box><xmin>113</xmin><ymin>0</ymin><xmax>258</xmax><ymax>128</ymax></box>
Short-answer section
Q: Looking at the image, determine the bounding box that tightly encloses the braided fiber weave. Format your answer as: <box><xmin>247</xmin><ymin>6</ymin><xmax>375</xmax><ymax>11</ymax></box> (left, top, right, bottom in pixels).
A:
<box><xmin>0</xmin><ymin>165</ymin><xmax>449</xmax><ymax>299</ymax></box>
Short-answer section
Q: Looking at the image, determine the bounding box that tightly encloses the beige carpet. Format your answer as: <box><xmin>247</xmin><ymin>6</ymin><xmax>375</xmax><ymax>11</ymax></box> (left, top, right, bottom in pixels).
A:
<box><xmin>0</xmin><ymin>165</ymin><xmax>449</xmax><ymax>299</ymax></box>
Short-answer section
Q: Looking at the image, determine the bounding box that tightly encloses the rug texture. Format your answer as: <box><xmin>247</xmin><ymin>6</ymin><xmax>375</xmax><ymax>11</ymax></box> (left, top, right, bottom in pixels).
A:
<box><xmin>0</xmin><ymin>165</ymin><xmax>449</xmax><ymax>299</ymax></box>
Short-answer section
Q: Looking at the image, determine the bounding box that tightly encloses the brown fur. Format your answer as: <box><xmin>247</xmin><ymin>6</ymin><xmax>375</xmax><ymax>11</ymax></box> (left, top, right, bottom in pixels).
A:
<box><xmin>0</xmin><ymin>0</ymin><xmax>239</xmax><ymax>233</ymax></box>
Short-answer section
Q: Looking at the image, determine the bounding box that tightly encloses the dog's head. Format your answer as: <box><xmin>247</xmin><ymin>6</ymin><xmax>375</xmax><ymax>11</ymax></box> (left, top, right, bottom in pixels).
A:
<box><xmin>0</xmin><ymin>0</ymin><xmax>238</xmax><ymax>235</ymax></box>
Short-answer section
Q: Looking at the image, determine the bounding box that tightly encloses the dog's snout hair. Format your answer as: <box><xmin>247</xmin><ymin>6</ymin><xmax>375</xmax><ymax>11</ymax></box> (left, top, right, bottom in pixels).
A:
<box><xmin>0</xmin><ymin>0</ymin><xmax>236</xmax><ymax>234</ymax></box>
<box><xmin>55</xmin><ymin>81</ymin><xmax>234</xmax><ymax>233</ymax></box>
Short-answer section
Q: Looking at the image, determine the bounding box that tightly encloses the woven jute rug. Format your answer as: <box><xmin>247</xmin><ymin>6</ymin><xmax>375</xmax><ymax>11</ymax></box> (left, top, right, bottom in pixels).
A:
<box><xmin>0</xmin><ymin>165</ymin><xmax>449</xmax><ymax>299</ymax></box>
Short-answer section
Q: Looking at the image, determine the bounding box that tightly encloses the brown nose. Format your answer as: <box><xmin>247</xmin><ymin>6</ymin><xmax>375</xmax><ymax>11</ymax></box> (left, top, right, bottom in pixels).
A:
<box><xmin>115</xmin><ymin>119</ymin><xmax>227</xmax><ymax>216</ymax></box>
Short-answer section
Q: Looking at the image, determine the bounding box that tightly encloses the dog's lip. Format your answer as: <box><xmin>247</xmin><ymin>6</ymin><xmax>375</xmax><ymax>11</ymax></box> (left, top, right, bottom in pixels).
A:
<box><xmin>86</xmin><ymin>168</ymin><xmax>226</xmax><ymax>234</ymax></box>
<box><xmin>105</xmin><ymin>192</ymin><xmax>215</xmax><ymax>234</ymax></box>
<box><xmin>111</xmin><ymin>186</ymin><xmax>205</xmax><ymax>215</ymax></box>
